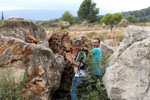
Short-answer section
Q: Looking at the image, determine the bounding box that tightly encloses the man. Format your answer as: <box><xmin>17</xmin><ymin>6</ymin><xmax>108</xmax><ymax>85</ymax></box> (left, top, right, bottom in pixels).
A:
<box><xmin>90</xmin><ymin>38</ymin><xmax>102</xmax><ymax>76</ymax></box>
<box><xmin>65</xmin><ymin>40</ymin><xmax>87</xmax><ymax>100</ymax></box>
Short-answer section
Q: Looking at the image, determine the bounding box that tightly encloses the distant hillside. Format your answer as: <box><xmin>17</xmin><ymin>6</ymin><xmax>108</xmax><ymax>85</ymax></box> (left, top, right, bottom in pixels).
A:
<box><xmin>123</xmin><ymin>7</ymin><xmax>150</xmax><ymax>18</ymax></box>
<box><xmin>0</xmin><ymin>9</ymin><xmax>77</xmax><ymax>20</ymax></box>
<box><xmin>122</xmin><ymin>7</ymin><xmax>150</xmax><ymax>22</ymax></box>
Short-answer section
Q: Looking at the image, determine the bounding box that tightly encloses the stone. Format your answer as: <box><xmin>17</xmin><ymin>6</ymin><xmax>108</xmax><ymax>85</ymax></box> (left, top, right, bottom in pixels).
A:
<box><xmin>48</xmin><ymin>29</ymin><xmax>73</xmax><ymax>56</ymax></box>
<box><xmin>100</xmin><ymin>42</ymin><xmax>114</xmax><ymax>56</ymax></box>
<box><xmin>0</xmin><ymin>20</ymin><xmax>46</xmax><ymax>42</ymax></box>
<box><xmin>103</xmin><ymin>26</ymin><xmax>150</xmax><ymax>100</ymax></box>
<box><xmin>59</xmin><ymin>21</ymin><xmax>70</xmax><ymax>27</ymax></box>
<box><xmin>119</xmin><ymin>19</ymin><xmax>129</xmax><ymax>27</ymax></box>
<box><xmin>8</xmin><ymin>17</ymin><xmax>24</xmax><ymax>21</ymax></box>
<box><xmin>80</xmin><ymin>20</ymin><xmax>89</xmax><ymax>26</ymax></box>
<box><xmin>0</xmin><ymin>19</ymin><xmax>66</xmax><ymax>100</ymax></box>
<box><xmin>48</xmin><ymin>29</ymin><xmax>74</xmax><ymax>100</ymax></box>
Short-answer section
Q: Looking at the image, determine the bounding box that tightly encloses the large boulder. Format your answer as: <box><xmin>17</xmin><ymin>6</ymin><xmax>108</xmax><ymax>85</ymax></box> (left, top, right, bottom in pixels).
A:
<box><xmin>103</xmin><ymin>26</ymin><xmax>150</xmax><ymax>100</ymax></box>
<box><xmin>100</xmin><ymin>42</ymin><xmax>114</xmax><ymax>56</ymax></box>
<box><xmin>48</xmin><ymin>29</ymin><xmax>73</xmax><ymax>56</ymax></box>
<box><xmin>59</xmin><ymin>21</ymin><xmax>70</xmax><ymax>27</ymax></box>
<box><xmin>48</xmin><ymin>29</ymin><xmax>74</xmax><ymax>99</ymax></box>
<box><xmin>119</xmin><ymin>19</ymin><xmax>129</xmax><ymax>27</ymax></box>
<box><xmin>0</xmin><ymin>20</ymin><xmax>46</xmax><ymax>41</ymax></box>
<box><xmin>0</xmin><ymin>20</ymin><xmax>65</xmax><ymax>100</ymax></box>
<box><xmin>80</xmin><ymin>20</ymin><xmax>89</xmax><ymax>26</ymax></box>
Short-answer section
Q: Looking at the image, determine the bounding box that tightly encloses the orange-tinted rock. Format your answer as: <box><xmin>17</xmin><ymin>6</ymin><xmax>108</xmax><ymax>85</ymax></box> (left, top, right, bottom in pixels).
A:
<box><xmin>0</xmin><ymin>20</ymin><xmax>65</xmax><ymax>100</ymax></box>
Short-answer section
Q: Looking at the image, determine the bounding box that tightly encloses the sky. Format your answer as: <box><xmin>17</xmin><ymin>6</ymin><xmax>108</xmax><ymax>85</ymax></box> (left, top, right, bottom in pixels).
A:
<box><xmin>0</xmin><ymin>0</ymin><xmax>150</xmax><ymax>14</ymax></box>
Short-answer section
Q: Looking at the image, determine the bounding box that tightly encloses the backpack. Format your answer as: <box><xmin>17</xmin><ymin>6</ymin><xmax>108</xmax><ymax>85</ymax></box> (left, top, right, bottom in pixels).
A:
<box><xmin>75</xmin><ymin>49</ymin><xmax>89</xmax><ymax>70</ymax></box>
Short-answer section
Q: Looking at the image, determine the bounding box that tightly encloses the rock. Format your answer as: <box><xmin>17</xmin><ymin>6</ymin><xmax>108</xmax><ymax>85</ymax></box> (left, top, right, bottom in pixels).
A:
<box><xmin>103</xmin><ymin>26</ymin><xmax>150</xmax><ymax>100</ymax></box>
<box><xmin>81</xmin><ymin>35</ymin><xmax>91</xmax><ymax>48</ymax></box>
<box><xmin>48</xmin><ymin>29</ymin><xmax>74</xmax><ymax>99</ymax></box>
<box><xmin>8</xmin><ymin>17</ymin><xmax>24</xmax><ymax>21</ymax></box>
<box><xmin>0</xmin><ymin>20</ymin><xmax>66</xmax><ymax>100</ymax></box>
<box><xmin>0</xmin><ymin>20</ymin><xmax>46</xmax><ymax>42</ymax></box>
<box><xmin>101</xmin><ymin>42</ymin><xmax>114</xmax><ymax>56</ymax></box>
<box><xmin>48</xmin><ymin>29</ymin><xmax>73</xmax><ymax>56</ymax></box>
<box><xmin>80</xmin><ymin>20</ymin><xmax>89</xmax><ymax>26</ymax></box>
<box><xmin>119</xmin><ymin>19</ymin><xmax>129</xmax><ymax>27</ymax></box>
<box><xmin>59</xmin><ymin>21</ymin><xmax>70</xmax><ymax>27</ymax></box>
<box><xmin>51</xmin><ymin>22</ymin><xmax>59</xmax><ymax>27</ymax></box>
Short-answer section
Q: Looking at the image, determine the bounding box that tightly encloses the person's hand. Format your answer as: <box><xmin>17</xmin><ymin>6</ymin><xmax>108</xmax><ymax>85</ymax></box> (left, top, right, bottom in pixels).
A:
<box><xmin>65</xmin><ymin>53</ymin><xmax>73</xmax><ymax>62</ymax></box>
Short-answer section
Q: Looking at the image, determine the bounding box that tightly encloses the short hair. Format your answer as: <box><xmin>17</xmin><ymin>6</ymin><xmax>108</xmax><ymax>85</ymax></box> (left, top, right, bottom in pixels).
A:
<box><xmin>94</xmin><ymin>38</ymin><xmax>100</xmax><ymax>44</ymax></box>
<box><xmin>73</xmin><ymin>40</ymin><xmax>82</xmax><ymax>46</ymax></box>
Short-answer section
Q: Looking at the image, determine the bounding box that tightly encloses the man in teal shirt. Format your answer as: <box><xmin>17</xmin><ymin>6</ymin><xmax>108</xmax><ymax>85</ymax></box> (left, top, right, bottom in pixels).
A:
<box><xmin>90</xmin><ymin>38</ymin><xmax>102</xmax><ymax>76</ymax></box>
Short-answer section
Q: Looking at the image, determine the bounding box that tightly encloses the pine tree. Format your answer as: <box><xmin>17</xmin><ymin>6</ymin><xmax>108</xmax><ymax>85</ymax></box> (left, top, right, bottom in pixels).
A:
<box><xmin>77</xmin><ymin>0</ymin><xmax>99</xmax><ymax>22</ymax></box>
<box><xmin>1</xmin><ymin>11</ymin><xmax>4</xmax><ymax>20</ymax></box>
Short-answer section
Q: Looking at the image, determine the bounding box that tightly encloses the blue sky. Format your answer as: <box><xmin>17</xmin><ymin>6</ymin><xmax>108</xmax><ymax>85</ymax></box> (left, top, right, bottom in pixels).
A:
<box><xmin>0</xmin><ymin>0</ymin><xmax>150</xmax><ymax>14</ymax></box>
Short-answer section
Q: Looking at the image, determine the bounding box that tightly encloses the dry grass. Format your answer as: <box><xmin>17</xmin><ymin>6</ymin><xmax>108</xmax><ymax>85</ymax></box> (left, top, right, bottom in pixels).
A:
<box><xmin>68</xmin><ymin>24</ymin><xmax>106</xmax><ymax>31</ymax></box>
<box><xmin>130</xmin><ymin>22</ymin><xmax>150</xmax><ymax>26</ymax></box>
<box><xmin>85</xmin><ymin>30</ymin><xmax>124</xmax><ymax>42</ymax></box>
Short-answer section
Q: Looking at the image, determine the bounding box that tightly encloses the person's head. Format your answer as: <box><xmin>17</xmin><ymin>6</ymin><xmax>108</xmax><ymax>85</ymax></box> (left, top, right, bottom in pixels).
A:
<box><xmin>73</xmin><ymin>40</ymin><xmax>82</xmax><ymax>52</ymax></box>
<box><xmin>92</xmin><ymin>38</ymin><xmax>100</xmax><ymax>48</ymax></box>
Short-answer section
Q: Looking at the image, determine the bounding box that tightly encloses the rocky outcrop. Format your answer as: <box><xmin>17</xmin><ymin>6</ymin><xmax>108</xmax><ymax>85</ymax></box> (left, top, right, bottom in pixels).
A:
<box><xmin>80</xmin><ymin>20</ymin><xmax>89</xmax><ymax>26</ymax></box>
<box><xmin>0</xmin><ymin>20</ymin><xmax>65</xmax><ymax>100</ymax></box>
<box><xmin>103</xmin><ymin>26</ymin><xmax>150</xmax><ymax>100</ymax></box>
<box><xmin>0</xmin><ymin>20</ymin><xmax>46</xmax><ymax>42</ymax></box>
<box><xmin>48</xmin><ymin>30</ymin><xmax>74</xmax><ymax>99</ymax></box>
<box><xmin>59</xmin><ymin>21</ymin><xmax>70</xmax><ymax>27</ymax></box>
<box><xmin>119</xmin><ymin>19</ymin><xmax>129</xmax><ymax>27</ymax></box>
<box><xmin>48</xmin><ymin>29</ymin><xmax>73</xmax><ymax>56</ymax></box>
<box><xmin>101</xmin><ymin>42</ymin><xmax>114</xmax><ymax>56</ymax></box>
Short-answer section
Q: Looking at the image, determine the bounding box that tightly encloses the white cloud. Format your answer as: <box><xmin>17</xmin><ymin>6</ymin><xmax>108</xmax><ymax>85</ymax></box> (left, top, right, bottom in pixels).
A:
<box><xmin>0</xmin><ymin>0</ymin><xmax>149</xmax><ymax>13</ymax></box>
<box><xmin>94</xmin><ymin>0</ymin><xmax>150</xmax><ymax>12</ymax></box>
<box><xmin>0</xmin><ymin>7</ymin><xmax>24</xmax><ymax>11</ymax></box>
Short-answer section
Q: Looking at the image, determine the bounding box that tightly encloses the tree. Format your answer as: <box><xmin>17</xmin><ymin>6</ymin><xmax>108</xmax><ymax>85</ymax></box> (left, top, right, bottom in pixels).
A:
<box><xmin>125</xmin><ymin>15</ymin><xmax>138</xmax><ymax>23</ymax></box>
<box><xmin>61</xmin><ymin>11</ymin><xmax>75</xmax><ymax>24</ymax></box>
<box><xmin>101</xmin><ymin>13</ymin><xmax>122</xmax><ymax>31</ymax></box>
<box><xmin>77</xmin><ymin>0</ymin><xmax>99</xmax><ymax>22</ymax></box>
<box><xmin>1</xmin><ymin>11</ymin><xmax>4</xmax><ymax>20</ymax></box>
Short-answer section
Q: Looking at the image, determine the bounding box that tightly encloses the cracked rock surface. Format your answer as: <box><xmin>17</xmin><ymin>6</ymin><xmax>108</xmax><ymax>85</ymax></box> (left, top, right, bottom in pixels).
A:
<box><xmin>103</xmin><ymin>26</ymin><xmax>150</xmax><ymax>100</ymax></box>
<box><xmin>0</xmin><ymin>20</ymin><xmax>65</xmax><ymax>100</ymax></box>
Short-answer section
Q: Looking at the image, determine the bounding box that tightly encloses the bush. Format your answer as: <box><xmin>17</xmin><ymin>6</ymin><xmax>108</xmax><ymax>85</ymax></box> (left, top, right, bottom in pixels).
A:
<box><xmin>61</xmin><ymin>11</ymin><xmax>75</xmax><ymax>24</ymax></box>
<box><xmin>75</xmin><ymin>46</ymin><xmax>109</xmax><ymax>100</ymax></box>
<box><xmin>0</xmin><ymin>68</ymin><xmax>28</xmax><ymax>100</ymax></box>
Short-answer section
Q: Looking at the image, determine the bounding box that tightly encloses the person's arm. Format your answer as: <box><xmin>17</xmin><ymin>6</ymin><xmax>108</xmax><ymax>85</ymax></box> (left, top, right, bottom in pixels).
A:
<box><xmin>65</xmin><ymin>52</ymin><xmax>84</xmax><ymax>67</ymax></box>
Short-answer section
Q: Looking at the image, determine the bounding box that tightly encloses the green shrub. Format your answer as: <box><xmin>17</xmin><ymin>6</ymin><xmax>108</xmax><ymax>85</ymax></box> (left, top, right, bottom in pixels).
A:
<box><xmin>75</xmin><ymin>52</ymin><xmax>109</xmax><ymax>100</ymax></box>
<box><xmin>61</xmin><ymin>25</ymin><xmax>69</xmax><ymax>30</ymax></box>
<box><xmin>61</xmin><ymin>11</ymin><xmax>75</xmax><ymax>24</ymax></box>
<box><xmin>0</xmin><ymin>68</ymin><xmax>28</xmax><ymax>100</ymax></box>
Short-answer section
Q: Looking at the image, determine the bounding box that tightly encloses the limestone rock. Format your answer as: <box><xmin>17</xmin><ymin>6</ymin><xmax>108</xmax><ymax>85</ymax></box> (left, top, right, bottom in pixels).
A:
<box><xmin>0</xmin><ymin>20</ymin><xmax>46</xmax><ymax>42</ymax></box>
<box><xmin>101</xmin><ymin>42</ymin><xmax>114</xmax><ymax>56</ymax></box>
<box><xmin>0</xmin><ymin>20</ymin><xmax>65</xmax><ymax>100</ymax></box>
<box><xmin>48</xmin><ymin>29</ymin><xmax>74</xmax><ymax>99</ymax></box>
<box><xmin>119</xmin><ymin>19</ymin><xmax>129</xmax><ymax>27</ymax></box>
<box><xmin>7</xmin><ymin>17</ymin><xmax>24</xmax><ymax>21</ymax></box>
<box><xmin>48</xmin><ymin>29</ymin><xmax>73</xmax><ymax>56</ymax></box>
<box><xmin>103</xmin><ymin>26</ymin><xmax>150</xmax><ymax>100</ymax></box>
<box><xmin>80</xmin><ymin>20</ymin><xmax>89</xmax><ymax>26</ymax></box>
<box><xmin>59</xmin><ymin>21</ymin><xmax>70</xmax><ymax>27</ymax></box>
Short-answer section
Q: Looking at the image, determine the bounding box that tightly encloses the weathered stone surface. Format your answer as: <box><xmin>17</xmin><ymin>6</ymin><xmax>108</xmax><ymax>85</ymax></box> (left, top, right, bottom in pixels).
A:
<box><xmin>80</xmin><ymin>20</ymin><xmax>89</xmax><ymax>26</ymax></box>
<box><xmin>101</xmin><ymin>42</ymin><xmax>114</xmax><ymax>56</ymax></box>
<box><xmin>119</xmin><ymin>19</ymin><xmax>129</xmax><ymax>27</ymax></box>
<box><xmin>48</xmin><ymin>29</ymin><xmax>74</xmax><ymax>99</ymax></box>
<box><xmin>0</xmin><ymin>20</ymin><xmax>66</xmax><ymax>100</ymax></box>
<box><xmin>7</xmin><ymin>17</ymin><xmax>25</xmax><ymax>21</ymax></box>
<box><xmin>0</xmin><ymin>20</ymin><xmax>46</xmax><ymax>41</ymax></box>
<box><xmin>48</xmin><ymin>29</ymin><xmax>73</xmax><ymax>56</ymax></box>
<box><xmin>103</xmin><ymin>26</ymin><xmax>150</xmax><ymax>100</ymax></box>
<box><xmin>59</xmin><ymin>21</ymin><xmax>70</xmax><ymax>27</ymax></box>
